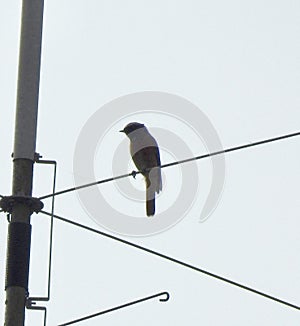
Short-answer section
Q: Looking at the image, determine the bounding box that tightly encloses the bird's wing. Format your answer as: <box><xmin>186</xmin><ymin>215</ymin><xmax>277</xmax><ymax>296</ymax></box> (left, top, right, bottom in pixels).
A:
<box><xmin>145</xmin><ymin>146</ymin><xmax>162</xmax><ymax>194</ymax></box>
<box><xmin>132</xmin><ymin>146</ymin><xmax>162</xmax><ymax>193</ymax></box>
<box><xmin>154</xmin><ymin>146</ymin><xmax>162</xmax><ymax>192</ymax></box>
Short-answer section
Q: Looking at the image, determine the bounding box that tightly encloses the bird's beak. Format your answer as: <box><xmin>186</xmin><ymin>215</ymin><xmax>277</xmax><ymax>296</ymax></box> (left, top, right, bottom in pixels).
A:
<box><xmin>119</xmin><ymin>129</ymin><xmax>125</xmax><ymax>133</ymax></box>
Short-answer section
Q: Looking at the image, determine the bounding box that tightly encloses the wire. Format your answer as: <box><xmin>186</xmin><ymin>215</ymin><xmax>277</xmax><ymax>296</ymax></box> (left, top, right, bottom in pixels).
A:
<box><xmin>36</xmin><ymin>159</ymin><xmax>57</xmax><ymax>300</ymax></box>
<box><xmin>39</xmin><ymin>131</ymin><xmax>300</xmax><ymax>200</ymax></box>
<box><xmin>40</xmin><ymin>210</ymin><xmax>300</xmax><ymax>311</ymax></box>
<box><xmin>58</xmin><ymin>292</ymin><xmax>169</xmax><ymax>325</ymax></box>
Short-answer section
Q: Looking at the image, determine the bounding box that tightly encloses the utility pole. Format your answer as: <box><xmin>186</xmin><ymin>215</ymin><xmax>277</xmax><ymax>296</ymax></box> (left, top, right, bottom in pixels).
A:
<box><xmin>1</xmin><ymin>0</ymin><xmax>45</xmax><ymax>325</ymax></box>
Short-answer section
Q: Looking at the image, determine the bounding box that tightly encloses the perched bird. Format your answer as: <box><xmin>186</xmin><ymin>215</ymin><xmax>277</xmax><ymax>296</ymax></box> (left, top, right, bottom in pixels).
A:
<box><xmin>120</xmin><ymin>122</ymin><xmax>162</xmax><ymax>216</ymax></box>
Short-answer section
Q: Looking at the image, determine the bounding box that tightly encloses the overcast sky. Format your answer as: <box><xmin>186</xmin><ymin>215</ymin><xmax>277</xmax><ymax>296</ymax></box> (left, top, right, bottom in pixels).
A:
<box><xmin>1</xmin><ymin>0</ymin><xmax>300</xmax><ymax>325</ymax></box>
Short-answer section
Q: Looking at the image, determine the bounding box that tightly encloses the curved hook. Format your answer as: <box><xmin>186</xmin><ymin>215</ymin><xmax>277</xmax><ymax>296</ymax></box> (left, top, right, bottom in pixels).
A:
<box><xmin>159</xmin><ymin>291</ymin><xmax>170</xmax><ymax>302</ymax></box>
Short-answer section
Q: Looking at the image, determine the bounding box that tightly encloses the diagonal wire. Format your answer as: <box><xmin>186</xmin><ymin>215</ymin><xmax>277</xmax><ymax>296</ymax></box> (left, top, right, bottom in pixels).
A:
<box><xmin>40</xmin><ymin>210</ymin><xmax>300</xmax><ymax>311</ymax></box>
<box><xmin>58</xmin><ymin>292</ymin><xmax>169</xmax><ymax>325</ymax></box>
<box><xmin>38</xmin><ymin>131</ymin><xmax>300</xmax><ymax>200</ymax></box>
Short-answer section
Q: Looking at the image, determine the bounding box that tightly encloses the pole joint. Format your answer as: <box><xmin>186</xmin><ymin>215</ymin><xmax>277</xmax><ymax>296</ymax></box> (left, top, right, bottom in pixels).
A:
<box><xmin>0</xmin><ymin>196</ymin><xmax>44</xmax><ymax>214</ymax></box>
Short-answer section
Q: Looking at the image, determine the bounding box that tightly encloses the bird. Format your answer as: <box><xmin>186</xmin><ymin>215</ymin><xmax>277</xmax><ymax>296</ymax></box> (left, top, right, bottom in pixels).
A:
<box><xmin>120</xmin><ymin>122</ymin><xmax>162</xmax><ymax>216</ymax></box>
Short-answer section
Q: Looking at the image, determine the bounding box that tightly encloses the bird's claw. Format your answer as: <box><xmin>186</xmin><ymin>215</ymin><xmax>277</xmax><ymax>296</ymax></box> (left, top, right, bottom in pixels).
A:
<box><xmin>131</xmin><ymin>170</ymin><xmax>137</xmax><ymax>179</ymax></box>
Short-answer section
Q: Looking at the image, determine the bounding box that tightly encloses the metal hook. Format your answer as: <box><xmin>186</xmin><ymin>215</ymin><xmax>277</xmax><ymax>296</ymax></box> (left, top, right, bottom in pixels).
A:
<box><xmin>159</xmin><ymin>291</ymin><xmax>170</xmax><ymax>302</ymax></box>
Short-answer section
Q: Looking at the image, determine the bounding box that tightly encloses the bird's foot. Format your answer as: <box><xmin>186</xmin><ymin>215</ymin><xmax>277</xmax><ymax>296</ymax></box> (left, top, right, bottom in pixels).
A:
<box><xmin>131</xmin><ymin>170</ymin><xmax>137</xmax><ymax>179</ymax></box>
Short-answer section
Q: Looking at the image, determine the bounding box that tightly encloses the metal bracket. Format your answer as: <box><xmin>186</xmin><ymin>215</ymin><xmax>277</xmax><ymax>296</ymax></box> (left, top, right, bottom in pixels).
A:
<box><xmin>34</xmin><ymin>152</ymin><xmax>43</xmax><ymax>162</ymax></box>
<box><xmin>26</xmin><ymin>297</ymin><xmax>47</xmax><ymax>326</ymax></box>
<box><xmin>24</xmin><ymin>158</ymin><xmax>57</xmax><ymax>326</ymax></box>
<box><xmin>0</xmin><ymin>196</ymin><xmax>44</xmax><ymax>214</ymax></box>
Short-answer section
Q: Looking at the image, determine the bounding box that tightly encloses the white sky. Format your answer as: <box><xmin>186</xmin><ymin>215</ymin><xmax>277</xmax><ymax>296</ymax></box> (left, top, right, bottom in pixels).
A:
<box><xmin>1</xmin><ymin>0</ymin><xmax>300</xmax><ymax>325</ymax></box>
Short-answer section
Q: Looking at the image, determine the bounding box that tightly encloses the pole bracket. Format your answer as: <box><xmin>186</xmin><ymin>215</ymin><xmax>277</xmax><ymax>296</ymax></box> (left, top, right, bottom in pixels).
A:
<box><xmin>26</xmin><ymin>297</ymin><xmax>47</xmax><ymax>326</ymax></box>
<box><xmin>0</xmin><ymin>196</ymin><xmax>44</xmax><ymax>214</ymax></box>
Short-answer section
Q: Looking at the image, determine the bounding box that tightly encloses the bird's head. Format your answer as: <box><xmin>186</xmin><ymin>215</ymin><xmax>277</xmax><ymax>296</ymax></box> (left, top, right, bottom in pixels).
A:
<box><xmin>119</xmin><ymin>122</ymin><xmax>146</xmax><ymax>135</ymax></box>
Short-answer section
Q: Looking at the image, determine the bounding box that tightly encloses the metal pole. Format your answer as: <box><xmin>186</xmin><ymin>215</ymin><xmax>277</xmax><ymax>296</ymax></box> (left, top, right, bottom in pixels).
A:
<box><xmin>4</xmin><ymin>0</ymin><xmax>44</xmax><ymax>325</ymax></box>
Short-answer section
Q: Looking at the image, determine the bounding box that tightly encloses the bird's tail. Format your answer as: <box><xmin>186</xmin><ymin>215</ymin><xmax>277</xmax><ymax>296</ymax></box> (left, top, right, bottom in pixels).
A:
<box><xmin>146</xmin><ymin>176</ymin><xmax>155</xmax><ymax>216</ymax></box>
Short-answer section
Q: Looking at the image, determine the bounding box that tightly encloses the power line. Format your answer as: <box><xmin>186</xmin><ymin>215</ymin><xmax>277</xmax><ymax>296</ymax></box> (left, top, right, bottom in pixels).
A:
<box><xmin>39</xmin><ymin>130</ymin><xmax>300</xmax><ymax>200</ymax></box>
<box><xmin>40</xmin><ymin>210</ymin><xmax>300</xmax><ymax>311</ymax></box>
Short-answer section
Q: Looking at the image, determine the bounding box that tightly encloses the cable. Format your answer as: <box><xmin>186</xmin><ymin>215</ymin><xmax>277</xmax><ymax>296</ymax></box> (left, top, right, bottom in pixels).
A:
<box><xmin>40</xmin><ymin>210</ymin><xmax>300</xmax><ymax>311</ymax></box>
<box><xmin>58</xmin><ymin>292</ymin><xmax>169</xmax><ymax>325</ymax></box>
<box><xmin>39</xmin><ymin>131</ymin><xmax>300</xmax><ymax>200</ymax></box>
